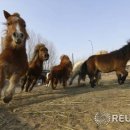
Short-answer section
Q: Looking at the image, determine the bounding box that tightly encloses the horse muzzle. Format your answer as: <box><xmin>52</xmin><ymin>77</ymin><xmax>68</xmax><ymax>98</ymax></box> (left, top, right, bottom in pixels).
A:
<box><xmin>13</xmin><ymin>32</ymin><xmax>24</xmax><ymax>45</ymax></box>
<box><xmin>44</xmin><ymin>54</ymin><xmax>49</xmax><ymax>60</ymax></box>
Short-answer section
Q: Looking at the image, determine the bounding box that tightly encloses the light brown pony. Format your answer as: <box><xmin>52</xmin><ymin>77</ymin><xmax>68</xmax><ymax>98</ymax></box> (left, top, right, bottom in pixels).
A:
<box><xmin>49</xmin><ymin>55</ymin><xmax>73</xmax><ymax>89</ymax></box>
<box><xmin>80</xmin><ymin>42</ymin><xmax>130</xmax><ymax>87</ymax></box>
<box><xmin>21</xmin><ymin>43</ymin><xmax>49</xmax><ymax>92</ymax></box>
<box><xmin>0</xmin><ymin>10</ymin><xmax>29</xmax><ymax>103</ymax></box>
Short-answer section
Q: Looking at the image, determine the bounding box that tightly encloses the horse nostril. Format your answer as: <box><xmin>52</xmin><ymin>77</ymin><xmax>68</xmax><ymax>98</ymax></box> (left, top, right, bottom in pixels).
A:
<box><xmin>45</xmin><ymin>54</ymin><xmax>49</xmax><ymax>57</ymax></box>
<box><xmin>20</xmin><ymin>33</ymin><xmax>24</xmax><ymax>38</ymax></box>
<box><xmin>13</xmin><ymin>32</ymin><xmax>17</xmax><ymax>37</ymax></box>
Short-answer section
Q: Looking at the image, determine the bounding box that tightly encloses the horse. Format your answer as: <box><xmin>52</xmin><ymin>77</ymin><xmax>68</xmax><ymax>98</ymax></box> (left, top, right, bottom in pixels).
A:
<box><xmin>80</xmin><ymin>42</ymin><xmax>130</xmax><ymax>87</ymax></box>
<box><xmin>0</xmin><ymin>10</ymin><xmax>29</xmax><ymax>103</ymax></box>
<box><xmin>69</xmin><ymin>51</ymin><xmax>108</xmax><ymax>86</ymax></box>
<box><xmin>45</xmin><ymin>72</ymin><xmax>51</xmax><ymax>87</ymax></box>
<box><xmin>21</xmin><ymin>43</ymin><xmax>49</xmax><ymax>92</ymax></box>
<box><xmin>95</xmin><ymin>50</ymin><xmax>108</xmax><ymax>55</ymax></box>
<box><xmin>49</xmin><ymin>55</ymin><xmax>73</xmax><ymax>89</ymax></box>
<box><xmin>69</xmin><ymin>60</ymin><xmax>85</xmax><ymax>86</ymax></box>
<box><xmin>38</xmin><ymin>73</ymin><xmax>46</xmax><ymax>85</ymax></box>
<box><xmin>37</xmin><ymin>70</ymin><xmax>50</xmax><ymax>85</ymax></box>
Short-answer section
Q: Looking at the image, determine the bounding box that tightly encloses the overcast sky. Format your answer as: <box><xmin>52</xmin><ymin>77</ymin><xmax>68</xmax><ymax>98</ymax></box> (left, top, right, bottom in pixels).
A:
<box><xmin>0</xmin><ymin>0</ymin><xmax>130</xmax><ymax>60</ymax></box>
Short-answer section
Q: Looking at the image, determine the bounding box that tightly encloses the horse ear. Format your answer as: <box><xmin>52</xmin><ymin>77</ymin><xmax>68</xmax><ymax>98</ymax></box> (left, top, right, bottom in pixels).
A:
<box><xmin>3</xmin><ymin>10</ymin><xmax>11</xmax><ymax>19</ymax></box>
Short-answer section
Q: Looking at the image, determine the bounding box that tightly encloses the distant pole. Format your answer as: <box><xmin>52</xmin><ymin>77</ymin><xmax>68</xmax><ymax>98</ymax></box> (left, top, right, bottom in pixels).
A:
<box><xmin>88</xmin><ymin>40</ymin><xmax>93</xmax><ymax>54</ymax></box>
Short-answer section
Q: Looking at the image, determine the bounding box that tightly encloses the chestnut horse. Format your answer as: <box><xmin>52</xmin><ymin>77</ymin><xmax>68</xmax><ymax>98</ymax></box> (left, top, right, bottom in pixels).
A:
<box><xmin>49</xmin><ymin>55</ymin><xmax>72</xmax><ymax>89</ymax></box>
<box><xmin>80</xmin><ymin>42</ymin><xmax>130</xmax><ymax>87</ymax></box>
<box><xmin>0</xmin><ymin>10</ymin><xmax>29</xmax><ymax>103</ymax></box>
<box><xmin>21</xmin><ymin>43</ymin><xmax>49</xmax><ymax>92</ymax></box>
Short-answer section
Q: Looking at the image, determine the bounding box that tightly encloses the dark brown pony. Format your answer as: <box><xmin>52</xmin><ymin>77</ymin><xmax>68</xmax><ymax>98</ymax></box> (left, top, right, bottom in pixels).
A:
<box><xmin>21</xmin><ymin>43</ymin><xmax>49</xmax><ymax>92</ymax></box>
<box><xmin>0</xmin><ymin>10</ymin><xmax>29</xmax><ymax>103</ymax></box>
<box><xmin>49</xmin><ymin>55</ymin><xmax>73</xmax><ymax>89</ymax></box>
<box><xmin>80</xmin><ymin>42</ymin><xmax>130</xmax><ymax>87</ymax></box>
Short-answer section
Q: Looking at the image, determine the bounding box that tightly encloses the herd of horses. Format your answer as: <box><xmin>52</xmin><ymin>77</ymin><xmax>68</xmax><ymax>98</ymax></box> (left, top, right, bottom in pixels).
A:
<box><xmin>0</xmin><ymin>10</ymin><xmax>130</xmax><ymax>103</ymax></box>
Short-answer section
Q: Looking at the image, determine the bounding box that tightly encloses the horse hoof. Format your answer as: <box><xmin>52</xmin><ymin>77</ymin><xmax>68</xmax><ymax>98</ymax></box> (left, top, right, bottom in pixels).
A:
<box><xmin>63</xmin><ymin>86</ymin><xmax>67</xmax><ymax>89</ymax></box>
<box><xmin>52</xmin><ymin>87</ymin><xmax>56</xmax><ymax>90</ymax></box>
<box><xmin>25</xmin><ymin>89</ymin><xmax>28</xmax><ymax>92</ymax></box>
<box><xmin>119</xmin><ymin>82</ymin><xmax>124</xmax><ymax>85</ymax></box>
<box><xmin>118</xmin><ymin>80</ymin><xmax>124</xmax><ymax>85</ymax></box>
<box><xmin>3</xmin><ymin>96</ymin><xmax>12</xmax><ymax>103</ymax></box>
<box><xmin>69</xmin><ymin>82</ymin><xmax>72</xmax><ymax>85</ymax></box>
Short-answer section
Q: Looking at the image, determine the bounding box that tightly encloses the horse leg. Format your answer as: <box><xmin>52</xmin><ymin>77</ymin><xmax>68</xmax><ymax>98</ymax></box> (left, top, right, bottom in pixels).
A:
<box><xmin>63</xmin><ymin>79</ymin><xmax>67</xmax><ymax>88</ymax></box>
<box><xmin>0</xmin><ymin>67</ymin><xmax>5</xmax><ymax>98</ymax></box>
<box><xmin>45</xmin><ymin>78</ymin><xmax>50</xmax><ymax>87</ymax></box>
<box><xmin>51</xmin><ymin>77</ymin><xmax>57</xmax><ymax>90</ymax></box>
<box><xmin>28</xmin><ymin>78</ymin><xmax>37</xmax><ymax>92</ymax></box>
<box><xmin>69</xmin><ymin>73</ymin><xmax>77</xmax><ymax>85</ymax></box>
<box><xmin>21</xmin><ymin>76</ymin><xmax>27</xmax><ymax>92</ymax></box>
<box><xmin>120</xmin><ymin>70</ymin><xmax>128</xmax><ymax>84</ymax></box>
<box><xmin>78</xmin><ymin>75</ymin><xmax>81</xmax><ymax>86</ymax></box>
<box><xmin>116</xmin><ymin>71</ymin><xmax>122</xmax><ymax>85</ymax></box>
<box><xmin>88</xmin><ymin>74</ymin><xmax>96</xmax><ymax>88</ymax></box>
<box><xmin>3</xmin><ymin>73</ymin><xmax>20</xmax><ymax>103</ymax></box>
<box><xmin>54</xmin><ymin>79</ymin><xmax>58</xmax><ymax>86</ymax></box>
<box><xmin>25</xmin><ymin>76</ymin><xmax>32</xmax><ymax>92</ymax></box>
<box><xmin>95</xmin><ymin>72</ymin><xmax>101</xmax><ymax>85</ymax></box>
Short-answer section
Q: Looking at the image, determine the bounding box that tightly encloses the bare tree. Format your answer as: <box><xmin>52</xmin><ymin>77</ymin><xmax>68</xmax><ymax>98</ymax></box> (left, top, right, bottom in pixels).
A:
<box><xmin>27</xmin><ymin>30</ymin><xmax>57</xmax><ymax>70</ymax></box>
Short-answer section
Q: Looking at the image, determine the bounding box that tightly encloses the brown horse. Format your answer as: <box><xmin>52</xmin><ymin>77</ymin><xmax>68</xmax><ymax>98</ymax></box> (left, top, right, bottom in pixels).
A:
<box><xmin>21</xmin><ymin>43</ymin><xmax>49</xmax><ymax>92</ymax></box>
<box><xmin>80</xmin><ymin>42</ymin><xmax>130</xmax><ymax>87</ymax></box>
<box><xmin>0</xmin><ymin>10</ymin><xmax>29</xmax><ymax>103</ymax></box>
<box><xmin>49</xmin><ymin>55</ymin><xmax>72</xmax><ymax>89</ymax></box>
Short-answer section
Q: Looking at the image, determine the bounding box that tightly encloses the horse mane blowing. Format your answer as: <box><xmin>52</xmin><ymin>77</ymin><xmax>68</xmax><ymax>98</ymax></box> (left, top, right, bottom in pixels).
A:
<box><xmin>110</xmin><ymin>41</ymin><xmax>130</xmax><ymax>59</ymax></box>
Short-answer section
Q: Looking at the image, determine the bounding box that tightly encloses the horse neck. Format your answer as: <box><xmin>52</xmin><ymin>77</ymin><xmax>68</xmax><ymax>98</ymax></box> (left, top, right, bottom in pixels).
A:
<box><xmin>32</xmin><ymin>55</ymin><xmax>43</xmax><ymax>68</ymax></box>
<box><xmin>60</xmin><ymin>61</ymin><xmax>72</xmax><ymax>69</ymax></box>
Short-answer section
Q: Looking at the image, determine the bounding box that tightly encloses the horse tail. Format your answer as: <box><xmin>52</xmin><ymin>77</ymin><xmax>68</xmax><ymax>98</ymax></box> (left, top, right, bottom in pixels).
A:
<box><xmin>80</xmin><ymin>60</ymin><xmax>88</xmax><ymax>78</ymax></box>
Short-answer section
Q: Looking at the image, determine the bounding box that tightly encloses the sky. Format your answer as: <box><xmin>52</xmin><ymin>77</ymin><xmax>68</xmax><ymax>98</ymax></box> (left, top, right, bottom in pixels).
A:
<box><xmin>0</xmin><ymin>0</ymin><xmax>130</xmax><ymax>61</ymax></box>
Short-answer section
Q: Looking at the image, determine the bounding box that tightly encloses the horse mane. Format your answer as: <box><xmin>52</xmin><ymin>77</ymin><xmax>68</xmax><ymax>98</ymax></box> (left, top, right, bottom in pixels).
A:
<box><xmin>31</xmin><ymin>43</ymin><xmax>46</xmax><ymax>62</ymax></box>
<box><xmin>12</xmin><ymin>13</ymin><xmax>20</xmax><ymax>17</ymax></box>
<box><xmin>110</xmin><ymin>41</ymin><xmax>130</xmax><ymax>59</ymax></box>
<box><xmin>60</xmin><ymin>55</ymin><xmax>71</xmax><ymax>65</ymax></box>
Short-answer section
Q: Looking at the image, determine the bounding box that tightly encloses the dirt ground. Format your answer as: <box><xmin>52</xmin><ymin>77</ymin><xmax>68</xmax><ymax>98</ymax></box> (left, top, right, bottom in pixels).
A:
<box><xmin>1</xmin><ymin>72</ymin><xmax>130</xmax><ymax>130</ymax></box>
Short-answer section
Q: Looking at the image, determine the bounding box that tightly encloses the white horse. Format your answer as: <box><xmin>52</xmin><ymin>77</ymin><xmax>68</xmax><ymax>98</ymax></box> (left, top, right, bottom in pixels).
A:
<box><xmin>69</xmin><ymin>60</ymin><xmax>85</xmax><ymax>86</ymax></box>
<box><xmin>45</xmin><ymin>72</ymin><xmax>51</xmax><ymax>87</ymax></box>
<box><xmin>95</xmin><ymin>50</ymin><xmax>108</xmax><ymax>55</ymax></box>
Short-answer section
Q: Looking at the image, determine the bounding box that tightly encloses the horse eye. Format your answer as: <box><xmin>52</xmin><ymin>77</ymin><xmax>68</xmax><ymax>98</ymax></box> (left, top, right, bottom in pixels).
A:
<box><xmin>7</xmin><ymin>22</ymin><xmax>11</xmax><ymax>26</ymax></box>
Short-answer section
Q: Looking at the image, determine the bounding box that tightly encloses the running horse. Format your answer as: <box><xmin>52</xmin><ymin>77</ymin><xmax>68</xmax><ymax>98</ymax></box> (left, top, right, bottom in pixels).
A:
<box><xmin>0</xmin><ymin>10</ymin><xmax>29</xmax><ymax>103</ymax></box>
<box><xmin>80</xmin><ymin>42</ymin><xmax>130</xmax><ymax>87</ymax></box>
<box><xmin>49</xmin><ymin>55</ymin><xmax>73</xmax><ymax>89</ymax></box>
<box><xmin>21</xmin><ymin>43</ymin><xmax>49</xmax><ymax>92</ymax></box>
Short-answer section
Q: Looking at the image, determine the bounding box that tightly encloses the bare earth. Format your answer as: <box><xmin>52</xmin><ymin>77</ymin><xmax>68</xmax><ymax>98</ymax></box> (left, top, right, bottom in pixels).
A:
<box><xmin>1</xmin><ymin>72</ymin><xmax>130</xmax><ymax>130</ymax></box>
